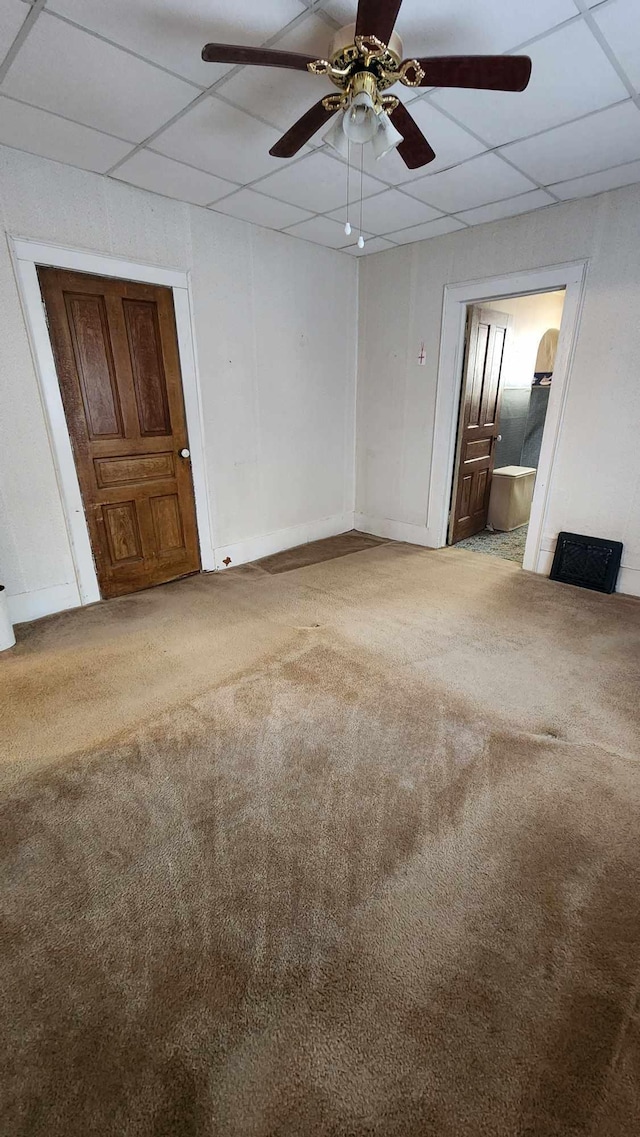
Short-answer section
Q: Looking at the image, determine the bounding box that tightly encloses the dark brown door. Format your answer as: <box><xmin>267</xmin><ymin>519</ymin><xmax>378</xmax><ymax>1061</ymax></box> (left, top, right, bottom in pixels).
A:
<box><xmin>449</xmin><ymin>306</ymin><xmax>510</xmax><ymax>544</ymax></box>
<box><xmin>38</xmin><ymin>268</ymin><xmax>201</xmax><ymax>598</ymax></box>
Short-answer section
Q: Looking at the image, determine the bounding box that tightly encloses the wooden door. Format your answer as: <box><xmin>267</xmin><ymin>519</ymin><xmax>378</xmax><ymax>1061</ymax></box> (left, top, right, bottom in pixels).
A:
<box><xmin>38</xmin><ymin>268</ymin><xmax>201</xmax><ymax>598</ymax></box>
<box><xmin>449</xmin><ymin>306</ymin><xmax>510</xmax><ymax>544</ymax></box>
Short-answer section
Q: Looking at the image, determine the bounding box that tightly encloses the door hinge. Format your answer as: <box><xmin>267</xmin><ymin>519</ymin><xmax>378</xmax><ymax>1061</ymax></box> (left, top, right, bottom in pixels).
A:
<box><xmin>41</xmin><ymin>301</ymin><xmax>49</xmax><ymax>330</ymax></box>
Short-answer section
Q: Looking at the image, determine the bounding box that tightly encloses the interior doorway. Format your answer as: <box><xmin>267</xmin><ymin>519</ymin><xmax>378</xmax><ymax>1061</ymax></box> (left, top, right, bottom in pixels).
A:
<box><xmin>448</xmin><ymin>287</ymin><xmax>566</xmax><ymax>566</ymax></box>
<box><xmin>38</xmin><ymin>267</ymin><xmax>202</xmax><ymax>598</ymax></box>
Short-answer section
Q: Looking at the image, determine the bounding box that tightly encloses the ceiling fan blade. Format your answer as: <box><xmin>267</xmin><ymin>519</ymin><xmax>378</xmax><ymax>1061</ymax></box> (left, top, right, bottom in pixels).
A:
<box><xmin>355</xmin><ymin>0</ymin><xmax>403</xmax><ymax>44</ymax></box>
<box><xmin>270</xmin><ymin>100</ymin><xmax>338</xmax><ymax>159</ymax></box>
<box><xmin>389</xmin><ymin>103</ymin><xmax>436</xmax><ymax>169</ymax></box>
<box><xmin>202</xmin><ymin>43</ymin><xmax>317</xmax><ymax>71</ymax></box>
<box><xmin>414</xmin><ymin>54</ymin><xmax>532</xmax><ymax>92</ymax></box>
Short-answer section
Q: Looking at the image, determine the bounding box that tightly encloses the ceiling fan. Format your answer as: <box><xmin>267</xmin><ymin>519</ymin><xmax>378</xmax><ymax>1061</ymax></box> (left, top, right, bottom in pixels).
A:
<box><xmin>201</xmin><ymin>0</ymin><xmax>532</xmax><ymax>171</ymax></box>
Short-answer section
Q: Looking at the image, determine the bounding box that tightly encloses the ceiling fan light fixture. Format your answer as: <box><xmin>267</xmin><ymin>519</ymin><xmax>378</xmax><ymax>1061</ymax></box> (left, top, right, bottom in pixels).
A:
<box><xmin>343</xmin><ymin>90</ymin><xmax>379</xmax><ymax>144</ymax></box>
<box><xmin>371</xmin><ymin>110</ymin><xmax>403</xmax><ymax>160</ymax></box>
<box><xmin>323</xmin><ymin>111</ymin><xmax>349</xmax><ymax>157</ymax></box>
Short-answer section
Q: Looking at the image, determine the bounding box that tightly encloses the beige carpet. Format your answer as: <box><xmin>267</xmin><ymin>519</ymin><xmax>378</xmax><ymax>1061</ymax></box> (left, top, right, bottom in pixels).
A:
<box><xmin>1</xmin><ymin>536</ymin><xmax>640</xmax><ymax>1136</ymax></box>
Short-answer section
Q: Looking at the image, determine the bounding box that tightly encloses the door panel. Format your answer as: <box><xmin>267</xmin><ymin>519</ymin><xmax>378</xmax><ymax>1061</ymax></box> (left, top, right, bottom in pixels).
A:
<box><xmin>65</xmin><ymin>293</ymin><xmax>124</xmax><ymax>440</ymax></box>
<box><xmin>450</xmin><ymin>306</ymin><xmax>510</xmax><ymax>544</ymax></box>
<box><xmin>150</xmin><ymin>494</ymin><xmax>185</xmax><ymax>553</ymax></box>
<box><xmin>123</xmin><ymin>299</ymin><xmax>172</xmax><ymax>436</ymax></box>
<box><xmin>38</xmin><ymin>267</ymin><xmax>201</xmax><ymax>598</ymax></box>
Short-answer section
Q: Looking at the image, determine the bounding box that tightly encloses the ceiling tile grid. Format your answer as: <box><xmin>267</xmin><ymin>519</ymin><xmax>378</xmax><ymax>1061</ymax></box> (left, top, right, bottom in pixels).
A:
<box><xmin>0</xmin><ymin>0</ymin><xmax>638</xmax><ymax>254</ymax></box>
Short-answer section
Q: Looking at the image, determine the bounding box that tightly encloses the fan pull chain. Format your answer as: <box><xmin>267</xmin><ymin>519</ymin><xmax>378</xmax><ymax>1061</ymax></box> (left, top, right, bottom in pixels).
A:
<box><xmin>344</xmin><ymin>138</ymin><xmax>352</xmax><ymax>237</ymax></box>
<box><xmin>358</xmin><ymin>145</ymin><xmax>365</xmax><ymax>249</ymax></box>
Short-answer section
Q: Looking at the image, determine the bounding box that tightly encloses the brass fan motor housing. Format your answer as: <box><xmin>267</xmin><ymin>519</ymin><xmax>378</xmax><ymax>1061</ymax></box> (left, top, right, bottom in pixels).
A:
<box><xmin>307</xmin><ymin>22</ymin><xmax>425</xmax><ymax>100</ymax></box>
<box><xmin>330</xmin><ymin>21</ymin><xmax>403</xmax><ymax>89</ymax></box>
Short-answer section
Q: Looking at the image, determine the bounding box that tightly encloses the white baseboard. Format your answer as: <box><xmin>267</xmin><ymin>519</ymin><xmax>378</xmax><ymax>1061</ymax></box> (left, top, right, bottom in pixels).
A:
<box><xmin>355</xmin><ymin>513</ymin><xmax>434</xmax><ymax>547</ymax></box>
<box><xmin>8</xmin><ymin>580</ymin><xmax>82</xmax><ymax>624</ymax></box>
<box><xmin>619</xmin><ymin>565</ymin><xmax>640</xmax><ymax>598</ymax></box>
<box><xmin>214</xmin><ymin>511</ymin><xmax>356</xmax><ymax>570</ymax></box>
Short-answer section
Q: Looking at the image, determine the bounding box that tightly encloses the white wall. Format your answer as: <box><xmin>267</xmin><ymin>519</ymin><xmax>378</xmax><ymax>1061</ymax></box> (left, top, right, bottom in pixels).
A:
<box><xmin>356</xmin><ymin>184</ymin><xmax>640</xmax><ymax>597</ymax></box>
<box><xmin>494</xmin><ymin>290</ymin><xmax>565</xmax><ymax>389</ymax></box>
<box><xmin>0</xmin><ymin>145</ymin><xmax>357</xmax><ymax>621</ymax></box>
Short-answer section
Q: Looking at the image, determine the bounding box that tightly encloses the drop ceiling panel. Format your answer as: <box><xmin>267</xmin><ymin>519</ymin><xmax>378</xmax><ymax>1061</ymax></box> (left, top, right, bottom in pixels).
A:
<box><xmin>0</xmin><ymin>0</ymin><xmax>29</xmax><ymax>60</ymax></box>
<box><xmin>219</xmin><ymin>16</ymin><xmax>334</xmax><ymax>133</ymax></box>
<box><xmin>113</xmin><ymin>148</ymin><xmax>238</xmax><ymax>205</ymax></box>
<box><xmin>329</xmin><ymin>189</ymin><xmax>442</xmax><ymax>235</ymax></box>
<box><xmin>403</xmin><ymin>152</ymin><xmax>536</xmax><ymax>212</ymax></box>
<box><xmin>323</xmin><ymin>0</ymin><xmax>576</xmax><ymax>57</ymax></box>
<box><xmin>501</xmin><ymin>100</ymin><xmax>640</xmax><ymax>185</ymax></box>
<box><xmin>384</xmin><ymin>216</ymin><xmax>466</xmax><ymax>244</ymax></box>
<box><xmin>45</xmin><ymin>0</ymin><xmax>307</xmax><ymax>86</ymax></box>
<box><xmin>284</xmin><ymin>214</ymin><xmax>364</xmax><ymax>248</ymax></box>
<box><xmin>1</xmin><ymin>0</ymin><xmax>640</xmax><ymax>255</ymax></box>
<box><xmin>0</xmin><ymin>94</ymin><xmax>134</xmax><ymax>173</ymax></box>
<box><xmin>211</xmin><ymin>188</ymin><xmax>313</xmax><ymax>229</ymax></box>
<box><xmin>592</xmin><ymin>0</ymin><xmax>640</xmax><ymax>93</ymax></box>
<box><xmin>152</xmin><ymin>96</ymin><xmax>285</xmax><ymax>184</ymax></box>
<box><xmin>343</xmin><ymin>236</ymin><xmax>396</xmax><ymax>256</ymax></box>
<box><xmin>456</xmin><ymin>188</ymin><xmax>556</xmax><ymax>226</ymax></box>
<box><xmin>431</xmin><ymin>22</ymin><xmax>629</xmax><ymax>147</ymax></box>
<box><xmin>2</xmin><ymin>13</ymin><xmax>199</xmax><ymax>142</ymax></box>
<box><xmin>353</xmin><ymin>100</ymin><xmax>487</xmax><ymax>184</ymax></box>
<box><xmin>256</xmin><ymin>151</ymin><xmax>384</xmax><ymax>213</ymax></box>
<box><xmin>549</xmin><ymin>158</ymin><xmax>640</xmax><ymax>200</ymax></box>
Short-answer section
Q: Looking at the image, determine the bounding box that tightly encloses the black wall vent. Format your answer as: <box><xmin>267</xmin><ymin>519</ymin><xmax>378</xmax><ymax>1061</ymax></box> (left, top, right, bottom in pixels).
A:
<box><xmin>550</xmin><ymin>532</ymin><xmax>623</xmax><ymax>594</ymax></box>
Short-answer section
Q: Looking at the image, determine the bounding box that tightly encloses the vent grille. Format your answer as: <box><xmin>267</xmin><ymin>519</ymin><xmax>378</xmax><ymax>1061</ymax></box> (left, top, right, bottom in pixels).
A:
<box><xmin>550</xmin><ymin>532</ymin><xmax>622</xmax><ymax>594</ymax></box>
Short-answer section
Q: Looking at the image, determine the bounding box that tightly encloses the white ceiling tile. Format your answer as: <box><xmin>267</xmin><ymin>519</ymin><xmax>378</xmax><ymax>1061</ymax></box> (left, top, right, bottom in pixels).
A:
<box><xmin>2</xmin><ymin>14</ymin><xmax>198</xmax><ymax>142</ymax></box>
<box><xmin>323</xmin><ymin>0</ymin><xmax>576</xmax><ymax>57</ymax></box>
<box><xmin>0</xmin><ymin>0</ymin><xmax>29</xmax><ymax>61</ymax></box>
<box><xmin>268</xmin><ymin>11</ymin><xmax>336</xmax><ymax>56</ymax></box>
<box><xmin>403</xmin><ymin>152</ymin><xmax>536</xmax><ymax>212</ymax></box>
<box><xmin>153</xmin><ymin>96</ymin><xmax>285</xmax><ymax>184</ymax></box>
<box><xmin>220</xmin><ymin>15</ymin><xmax>334</xmax><ymax>134</ymax></box>
<box><xmin>397</xmin><ymin>100</ymin><xmax>488</xmax><ymax>176</ymax></box>
<box><xmin>431</xmin><ymin>22</ymin><xmax>628</xmax><ymax>148</ymax></box>
<box><xmin>342</xmin><ymin>236</ymin><xmax>397</xmax><ymax>256</ymax></box>
<box><xmin>44</xmin><ymin>0</ymin><xmax>306</xmax><ymax>86</ymax></box>
<box><xmin>210</xmin><ymin>187</ymin><xmax>313</xmax><ymax>228</ymax></box>
<box><xmin>284</xmin><ymin>214</ymin><xmax>365</xmax><ymax>248</ymax></box>
<box><xmin>348</xmin><ymin>99</ymin><xmax>486</xmax><ymax>185</ymax></box>
<box><xmin>393</xmin><ymin>83</ymin><xmax>427</xmax><ymax>107</ymax></box>
<box><xmin>592</xmin><ymin>0</ymin><xmax>640</xmax><ymax>93</ymax></box>
<box><xmin>549</xmin><ymin>159</ymin><xmax>640</xmax><ymax>200</ymax></box>
<box><xmin>112</xmin><ymin>148</ymin><xmax>237</xmax><ymax>205</ymax></box>
<box><xmin>384</xmin><ymin>216</ymin><xmax>466</xmax><ymax>243</ymax></box>
<box><xmin>502</xmin><ymin>101</ymin><xmax>640</xmax><ymax>185</ymax></box>
<box><xmin>256</xmin><ymin>150</ymin><xmax>384</xmax><ymax>213</ymax></box>
<box><xmin>0</xmin><ymin>95</ymin><xmax>134</xmax><ymax>173</ymax></box>
<box><xmin>456</xmin><ymin>188</ymin><xmax>556</xmax><ymax>225</ymax></box>
<box><xmin>329</xmin><ymin>188</ymin><xmax>442</xmax><ymax>235</ymax></box>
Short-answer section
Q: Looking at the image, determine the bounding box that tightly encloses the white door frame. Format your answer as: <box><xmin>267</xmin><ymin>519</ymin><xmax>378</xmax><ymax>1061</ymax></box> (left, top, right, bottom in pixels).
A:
<box><xmin>426</xmin><ymin>259</ymin><xmax>589</xmax><ymax>573</ymax></box>
<box><xmin>10</xmin><ymin>237</ymin><xmax>216</xmax><ymax>606</ymax></box>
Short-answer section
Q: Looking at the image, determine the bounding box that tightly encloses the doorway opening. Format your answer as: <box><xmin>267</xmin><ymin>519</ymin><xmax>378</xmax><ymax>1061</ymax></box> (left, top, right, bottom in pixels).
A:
<box><xmin>447</xmin><ymin>288</ymin><xmax>566</xmax><ymax>566</ymax></box>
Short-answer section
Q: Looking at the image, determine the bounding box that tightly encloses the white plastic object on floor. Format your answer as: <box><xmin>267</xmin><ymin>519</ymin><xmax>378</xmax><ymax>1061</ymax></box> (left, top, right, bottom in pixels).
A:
<box><xmin>0</xmin><ymin>586</ymin><xmax>15</xmax><ymax>650</ymax></box>
<box><xmin>488</xmin><ymin>466</ymin><xmax>536</xmax><ymax>532</ymax></box>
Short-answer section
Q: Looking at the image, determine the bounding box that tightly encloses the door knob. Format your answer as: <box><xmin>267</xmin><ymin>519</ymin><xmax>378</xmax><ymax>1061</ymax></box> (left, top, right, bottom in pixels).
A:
<box><xmin>496</xmin><ymin>434</ymin><xmax>502</xmax><ymax>442</ymax></box>
<box><xmin>179</xmin><ymin>448</ymin><xmax>190</xmax><ymax>459</ymax></box>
